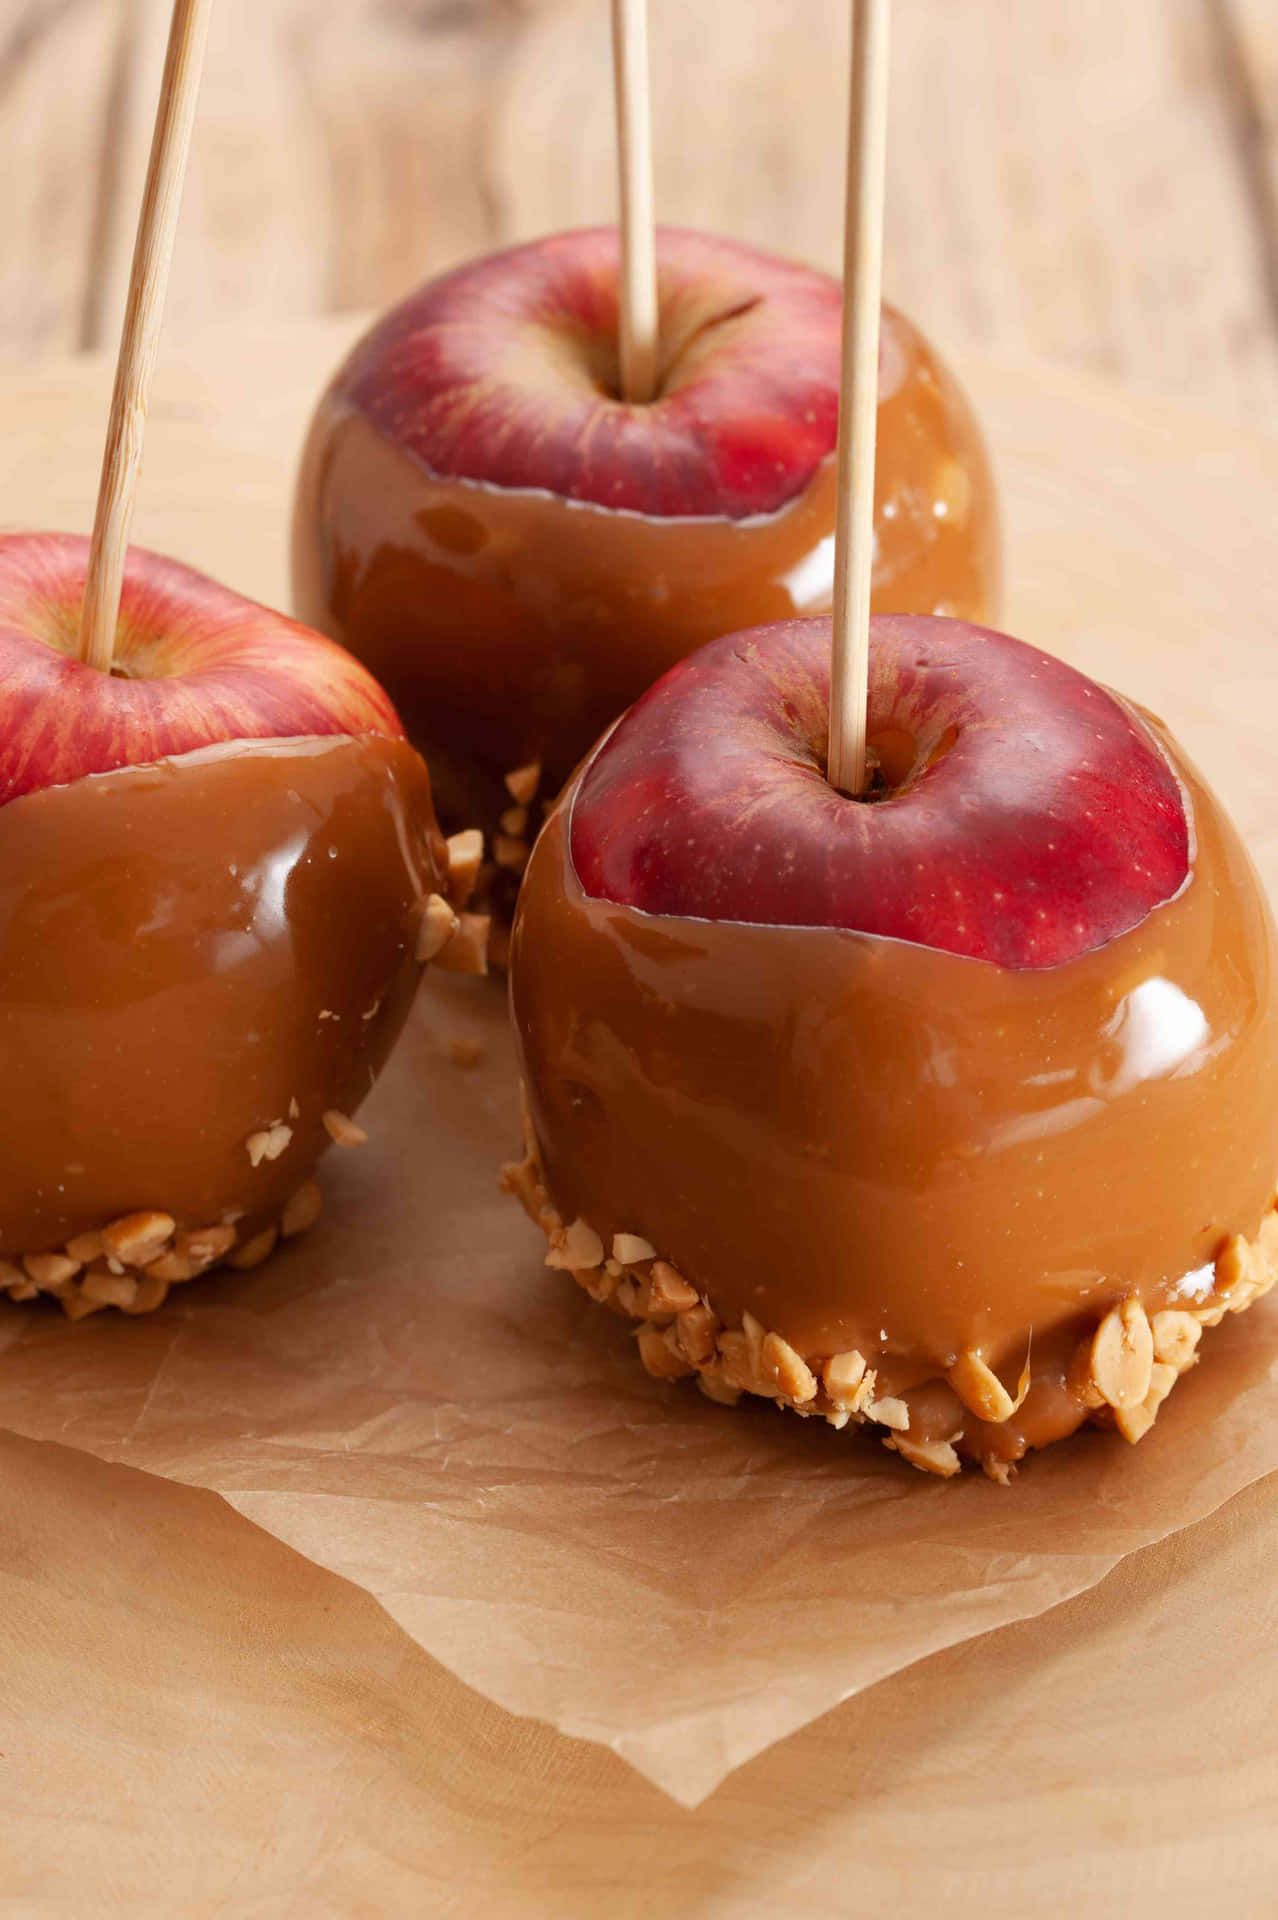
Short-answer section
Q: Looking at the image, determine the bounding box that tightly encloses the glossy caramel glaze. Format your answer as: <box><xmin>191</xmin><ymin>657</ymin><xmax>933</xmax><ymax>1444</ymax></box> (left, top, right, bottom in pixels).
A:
<box><xmin>0</xmin><ymin>735</ymin><xmax>445</xmax><ymax>1256</ymax></box>
<box><xmin>510</xmin><ymin>730</ymin><xmax>1278</xmax><ymax>1466</ymax></box>
<box><xmin>291</xmin><ymin>305</ymin><xmax>1000</xmax><ymax>841</ymax></box>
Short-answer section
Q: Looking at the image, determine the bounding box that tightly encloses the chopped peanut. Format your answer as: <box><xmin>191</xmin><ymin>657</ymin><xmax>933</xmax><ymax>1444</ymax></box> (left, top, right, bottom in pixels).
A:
<box><xmin>637</xmin><ymin>1324</ymin><xmax>696</xmax><ymax>1381</ymax></box>
<box><xmin>123</xmin><ymin>1274</ymin><xmax>171</xmax><ymax>1315</ymax></box>
<box><xmin>245</xmin><ymin>1123</ymin><xmax>292</xmax><ymax>1169</ymax></box>
<box><xmin>417</xmin><ymin>892</ymin><xmax>459</xmax><ymax>962</ymax></box>
<box><xmin>228</xmin><ymin>1226</ymin><xmax>279</xmax><ymax>1271</ymax></box>
<box><xmin>544</xmin><ymin>1217</ymin><xmax>604</xmax><ymax>1272</ymax></box>
<box><xmin>697</xmin><ymin>1365</ymin><xmax>743</xmax><ymax>1408</ymax></box>
<box><xmin>612</xmin><ymin>1232</ymin><xmax>657</xmax><ymax>1266</ymax></box>
<box><xmin>445</xmin><ymin>829</ymin><xmax>484</xmax><ymax>905</ymax></box>
<box><xmin>80</xmin><ymin>1269</ymin><xmax>139</xmax><ymax>1311</ymax></box>
<box><xmin>1150</xmin><ymin>1309</ymin><xmax>1202</xmax><ymax>1373</ymax></box>
<box><xmin>60</xmin><ymin>1290</ymin><xmax>107</xmax><ymax>1323</ymax></box>
<box><xmin>176</xmin><ymin>1224</ymin><xmax>237</xmax><ymax>1271</ymax></box>
<box><xmin>823</xmin><ymin>1349</ymin><xmax>868</xmax><ymax>1408</ymax></box>
<box><xmin>673</xmin><ymin>1304</ymin><xmax>719</xmax><ymax>1367</ymax></box>
<box><xmin>500</xmin><ymin>1154</ymin><xmax>546</xmax><ymax>1226</ymax></box>
<box><xmin>23</xmin><ymin>1252</ymin><xmax>80</xmax><ymax>1290</ymax></box>
<box><xmin>280</xmin><ymin>1182</ymin><xmax>323</xmax><ymax>1239</ymax></box>
<box><xmin>145</xmin><ymin>1251</ymin><xmax>194</xmax><ymax>1285</ymax></box>
<box><xmin>102</xmin><ymin>1211</ymin><xmax>175</xmax><ymax>1268</ymax></box>
<box><xmin>760</xmin><ymin>1331</ymin><xmax>818</xmax><ymax>1405</ymax></box>
<box><xmin>1115</xmin><ymin>1361</ymin><xmax>1178</xmax><ymax>1444</ymax></box>
<box><xmin>504</xmin><ymin>761</ymin><xmax>541</xmax><ymax>806</ymax></box>
<box><xmin>433</xmin><ymin>911</ymin><xmax>490</xmax><ymax>977</ymax></box>
<box><xmin>888</xmin><ymin>1433</ymin><xmax>962</xmax><ymax>1477</ymax></box>
<box><xmin>636</xmin><ymin>1262</ymin><xmax>699</xmax><ymax>1318</ymax></box>
<box><xmin>493</xmin><ymin>835</ymin><xmax>529</xmax><ymax>874</ymax></box>
<box><xmin>717</xmin><ymin>1329</ymin><xmax>762</xmax><ymax>1396</ymax></box>
<box><xmin>949</xmin><ymin>1347</ymin><xmax>1029</xmax><ymax>1424</ymax></box>
<box><xmin>322</xmin><ymin>1109</ymin><xmax>368</xmax><ymax>1148</ymax></box>
<box><xmin>1091</xmin><ymin>1298</ymin><xmax>1154</xmax><ymax>1410</ymax></box>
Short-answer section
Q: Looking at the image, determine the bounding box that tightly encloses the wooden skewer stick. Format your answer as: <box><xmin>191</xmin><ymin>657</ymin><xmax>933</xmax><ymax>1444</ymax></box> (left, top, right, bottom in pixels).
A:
<box><xmin>827</xmin><ymin>0</ymin><xmax>891</xmax><ymax>797</ymax></box>
<box><xmin>610</xmin><ymin>0</ymin><xmax>659</xmax><ymax>404</ymax></box>
<box><xmin>78</xmin><ymin>0</ymin><xmax>214</xmax><ymax>673</ymax></box>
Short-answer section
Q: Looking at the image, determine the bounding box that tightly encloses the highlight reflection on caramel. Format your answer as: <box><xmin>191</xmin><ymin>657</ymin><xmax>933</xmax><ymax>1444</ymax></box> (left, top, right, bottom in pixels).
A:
<box><xmin>0</xmin><ymin>735</ymin><xmax>444</xmax><ymax>1255</ymax></box>
<box><xmin>291</xmin><ymin>309</ymin><xmax>1000</xmax><ymax>833</ymax></box>
<box><xmin>510</xmin><ymin>727</ymin><xmax>1278</xmax><ymax>1459</ymax></box>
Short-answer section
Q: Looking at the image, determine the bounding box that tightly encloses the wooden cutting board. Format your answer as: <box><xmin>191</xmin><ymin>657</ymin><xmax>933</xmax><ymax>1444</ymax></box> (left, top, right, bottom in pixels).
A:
<box><xmin>1</xmin><ymin>327</ymin><xmax>1277</xmax><ymax>1915</ymax></box>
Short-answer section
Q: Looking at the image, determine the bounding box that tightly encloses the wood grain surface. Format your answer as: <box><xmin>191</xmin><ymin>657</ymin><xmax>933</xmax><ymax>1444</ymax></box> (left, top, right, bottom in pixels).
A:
<box><xmin>3</xmin><ymin>0</ymin><xmax>1278</xmax><ymax>428</ymax></box>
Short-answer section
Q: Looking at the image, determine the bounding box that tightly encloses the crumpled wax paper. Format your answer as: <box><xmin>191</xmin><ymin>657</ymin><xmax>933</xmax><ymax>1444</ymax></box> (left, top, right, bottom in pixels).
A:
<box><xmin>2</xmin><ymin>972</ymin><xmax>1278</xmax><ymax>1806</ymax></box>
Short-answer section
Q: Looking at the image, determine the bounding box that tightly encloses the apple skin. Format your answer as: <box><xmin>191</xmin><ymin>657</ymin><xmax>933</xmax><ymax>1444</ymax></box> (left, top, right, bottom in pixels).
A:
<box><xmin>569</xmin><ymin>615</ymin><xmax>1190</xmax><ymax>970</ymax></box>
<box><xmin>0</xmin><ymin>531</ymin><xmax>403</xmax><ymax>804</ymax></box>
<box><xmin>293</xmin><ymin>226</ymin><xmax>1001</xmax><ymax>883</ymax></box>
<box><xmin>334</xmin><ymin>225</ymin><xmax>844</xmax><ymax>518</ymax></box>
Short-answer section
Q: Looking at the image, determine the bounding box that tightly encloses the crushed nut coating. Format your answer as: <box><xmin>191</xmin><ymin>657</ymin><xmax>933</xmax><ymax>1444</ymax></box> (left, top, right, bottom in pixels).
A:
<box><xmin>3</xmin><ymin>1182</ymin><xmax>328</xmax><ymax>1322</ymax></box>
<box><xmin>501</xmin><ymin>1105</ymin><xmax>1278</xmax><ymax>1481</ymax></box>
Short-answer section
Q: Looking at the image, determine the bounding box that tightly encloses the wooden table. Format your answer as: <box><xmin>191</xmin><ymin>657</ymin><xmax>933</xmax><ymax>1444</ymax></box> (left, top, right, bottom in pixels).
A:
<box><xmin>4</xmin><ymin>0</ymin><xmax>1278</xmax><ymax>429</ymax></box>
<box><xmin>2</xmin><ymin>316</ymin><xmax>1278</xmax><ymax>1912</ymax></box>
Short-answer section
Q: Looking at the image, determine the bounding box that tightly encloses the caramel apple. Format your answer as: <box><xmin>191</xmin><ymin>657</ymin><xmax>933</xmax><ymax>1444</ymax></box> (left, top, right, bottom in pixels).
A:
<box><xmin>291</xmin><ymin>228</ymin><xmax>1000</xmax><ymax>914</ymax></box>
<box><xmin>504</xmin><ymin>615</ymin><xmax>1278</xmax><ymax>1479</ymax></box>
<box><xmin>0</xmin><ymin>533</ymin><xmax>486</xmax><ymax>1320</ymax></box>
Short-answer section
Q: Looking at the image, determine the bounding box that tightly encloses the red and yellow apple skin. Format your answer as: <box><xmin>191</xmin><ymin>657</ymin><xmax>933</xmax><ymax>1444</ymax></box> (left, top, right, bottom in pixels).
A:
<box><xmin>335</xmin><ymin>226</ymin><xmax>845</xmax><ymax>516</ymax></box>
<box><xmin>0</xmin><ymin>532</ymin><xmax>401</xmax><ymax>802</ymax></box>
<box><xmin>0</xmin><ymin>533</ymin><xmax>455</xmax><ymax>1300</ymax></box>
<box><xmin>291</xmin><ymin>227</ymin><xmax>1000</xmax><ymax>847</ymax></box>
<box><xmin>509</xmin><ymin>614</ymin><xmax>1278</xmax><ymax>1471</ymax></box>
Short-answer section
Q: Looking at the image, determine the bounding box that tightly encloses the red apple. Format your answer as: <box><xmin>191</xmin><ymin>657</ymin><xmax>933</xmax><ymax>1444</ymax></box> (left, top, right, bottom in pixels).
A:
<box><xmin>292</xmin><ymin>227</ymin><xmax>1001</xmax><ymax>882</ymax></box>
<box><xmin>508</xmin><ymin>613</ymin><xmax>1278</xmax><ymax>1477</ymax></box>
<box><xmin>336</xmin><ymin>226</ymin><xmax>845</xmax><ymax>517</ymax></box>
<box><xmin>0</xmin><ymin>531</ymin><xmax>402</xmax><ymax>801</ymax></box>
<box><xmin>570</xmin><ymin>614</ymin><xmax>1190</xmax><ymax>968</ymax></box>
<box><xmin>0</xmin><ymin>532</ymin><xmax>481</xmax><ymax>1320</ymax></box>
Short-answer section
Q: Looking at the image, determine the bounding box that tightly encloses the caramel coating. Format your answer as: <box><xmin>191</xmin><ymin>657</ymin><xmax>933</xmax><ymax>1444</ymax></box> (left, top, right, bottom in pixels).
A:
<box><xmin>503</xmin><ymin>1121</ymin><xmax>1278</xmax><ymax>1477</ymax></box>
<box><xmin>0</xmin><ymin>735</ymin><xmax>444</xmax><ymax>1257</ymax></box>
<box><xmin>291</xmin><ymin>306</ymin><xmax>1000</xmax><ymax>839</ymax></box>
<box><xmin>509</xmin><ymin>726</ymin><xmax>1278</xmax><ymax>1467</ymax></box>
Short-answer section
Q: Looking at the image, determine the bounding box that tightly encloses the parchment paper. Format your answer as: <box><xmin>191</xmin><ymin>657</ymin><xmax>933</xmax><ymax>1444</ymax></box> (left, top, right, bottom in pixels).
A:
<box><xmin>3</xmin><ymin>974</ymin><xmax>1278</xmax><ymax>1806</ymax></box>
<box><xmin>4</xmin><ymin>1427</ymin><xmax>1277</xmax><ymax>1915</ymax></box>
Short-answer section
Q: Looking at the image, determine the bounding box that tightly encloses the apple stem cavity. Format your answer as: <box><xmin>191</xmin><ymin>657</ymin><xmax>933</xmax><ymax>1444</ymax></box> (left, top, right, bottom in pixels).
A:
<box><xmin>610</xmin><ymin>0</ymin><xmax>659</xmax><ymax>404</ymax></box>
<box><xmin>828</xmin><ymin>0</ymin><xmax>891</xmax><ymax>799</ymax></box>
<box><xmin>79</xmin><ymin>0</ymin><xmax>213</xmax><ymax>674</ymax></box>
